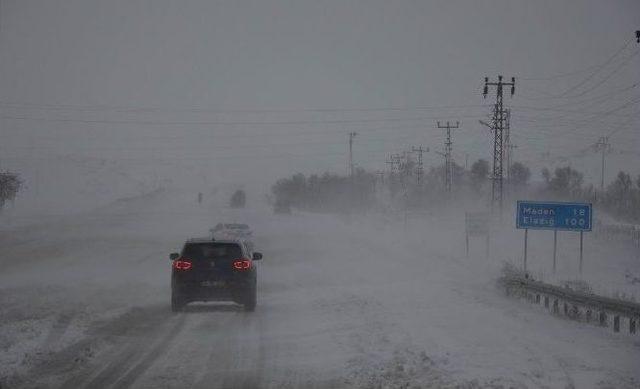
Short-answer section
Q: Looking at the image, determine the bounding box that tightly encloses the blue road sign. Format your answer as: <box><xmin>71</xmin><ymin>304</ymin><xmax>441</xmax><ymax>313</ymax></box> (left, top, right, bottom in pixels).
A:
<box><xmin>516</xmin><ymin>201</ymin><xmax>592</xmax><ymax>232</ymax></box>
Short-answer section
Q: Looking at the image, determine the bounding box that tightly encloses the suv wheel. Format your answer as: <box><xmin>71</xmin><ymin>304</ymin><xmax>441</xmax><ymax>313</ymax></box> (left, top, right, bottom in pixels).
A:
<box><xmin>244</xmin><ymin>284</ymin><xmax>257</xmax><ymax>312</ymax></box>
<box><xmin>171</xmin><ymin>290</ymin><xmax>186</xmax><ymax>312</ymax></box>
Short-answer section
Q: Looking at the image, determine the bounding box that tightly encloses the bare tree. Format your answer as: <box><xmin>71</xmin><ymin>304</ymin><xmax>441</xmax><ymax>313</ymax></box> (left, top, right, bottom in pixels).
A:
<box><xmin>510</xmin><ymin>162</ymin><xmax>531</xmax><ymax>186</ymax></box>
<box><xmin>470</xmin><ymin>159</ymin><xmax>489</xmax><ymax>189</ymax></box>
<box><xmin>0</xmin><ymin>172</ymin><xmax>22</xmax><ymax>212</ymax></box>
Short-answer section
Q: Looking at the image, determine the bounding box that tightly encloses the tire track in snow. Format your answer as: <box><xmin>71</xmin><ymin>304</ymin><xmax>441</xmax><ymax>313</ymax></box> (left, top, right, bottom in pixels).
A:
<box><xmin>81</xmin><ymin>314</ymin><xmax>186</xmax><ymax>389</ymax></box>
<box><xmin>57</xmin><ymin>307</ymin><xmax>185</xmax><ymax>389</ymax></box>
<box><xmin>192</xmin><ymin>309</ymin><xmax>265</xmax><ymax>389</ymax></box>
<box><xmin>110</xmin><ymin>313</ymin><xmax>187</xmax><ymax>389</ymax></box>
<box><xmin>42</xmin><ymin>312</ymin><xmax>74</xmax><ymax>349</ymax></box>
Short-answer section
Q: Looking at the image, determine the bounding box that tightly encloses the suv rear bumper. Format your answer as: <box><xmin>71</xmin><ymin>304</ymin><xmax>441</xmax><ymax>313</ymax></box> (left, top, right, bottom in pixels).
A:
<box><xmin>173</xmin><ymin>279</ymin><xmax>255</xmax><ymax>303</ymax></box>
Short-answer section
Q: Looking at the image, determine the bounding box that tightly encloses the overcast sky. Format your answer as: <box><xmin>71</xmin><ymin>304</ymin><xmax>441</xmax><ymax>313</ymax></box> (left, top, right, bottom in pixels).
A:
<box><xmin>0</xmin><ymin>0</ymin><xmax>638</xmax><ymax>187</ymax></box>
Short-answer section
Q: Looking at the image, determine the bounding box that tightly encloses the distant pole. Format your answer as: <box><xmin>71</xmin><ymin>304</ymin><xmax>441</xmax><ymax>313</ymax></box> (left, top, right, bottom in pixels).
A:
<box><xmin>600</xmin><ymin>143</ymin><xmax>605</xmax><ymax>191</ymax></box>
<box><xmin>411</xmin><ymin>146</ymin><xmax>425</xmax><ymax>184</ymax></box>
<box><xmin>485</xmin><ymin>233</ymin><xmax>490</xmax><ymax>259</ymax></box>
<box><xmin>437</xmin><ymin>121</ymin><xmax>460</xmax><ymax>193</ymax></box>
<box><xmin>466</xmin><ymin>231</ymin><xmax>469</xmax><ymax>258</ymax></box>
<box><xmin>348</xmin><ymin>132</ymin><xmax>358</xmax><ymax>178</ymax></box>
<box><xmin>595</xmin><ymin>136</ymin><xmax>610</xmax><ymax>192</ymax></box>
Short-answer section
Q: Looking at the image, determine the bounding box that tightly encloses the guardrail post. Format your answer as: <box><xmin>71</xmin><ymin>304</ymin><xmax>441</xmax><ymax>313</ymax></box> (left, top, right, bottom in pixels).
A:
<box><xmin>613</xmin><ymin>316</ymin><xmax>620</xmax><ymax>332</ymax></box>
<box><xmin>599</xmin><ymin>311</ymin><xmax>607</xmax><ymax>327</ymax></box>
<box><xmin>631</xmin><ymin>318</ymin><xmax>637</xmax><ymax>334</ymax></box>
<box><xmin>544</xmin><ymin>296</ymin><xmax>549</xmax><ymax>308</ymax></box>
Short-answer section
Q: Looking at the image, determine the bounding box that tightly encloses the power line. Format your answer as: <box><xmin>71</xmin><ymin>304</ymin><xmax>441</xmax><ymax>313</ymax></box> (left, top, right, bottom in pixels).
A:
<box><xmin>606</xmin><ymin>113</ymin><xmax>639</xmax><ymax>138</ymax></box>
<box><xmin>511</xmin><ymin>94</ymin><xmax>640</xmax><ymax>133</ymax></box>
<box><xmin>553</xmin><ymin>40</ymin><xmax>634</xmax><ymax>98</ymax></box>
<box><xmin>561</xmin><ymin>49</ymin><xmax>640</xmax><ymax>99</ymax></box>
<box><xmin>0</xmin><ymin>100</ymin><xmax>491</xmax><ymax>114</ymax></box>
<box><xmin>0</xmin><ymin>113</ymin><xmax>491</xmax><ymax>127</ymax></box>
<box><xmin>519</xmin><ymin>39</ymin><xmax>633</xmax><ymax>82</ymax></box>
<box><xmin>512</xmin><ymin>96</ymin><xmax>640</xmax><ymax>116</ymax></box>
<box><xmin>551</xmin><ymin>82</ymin><xmax>638</xmax><ymax>108</ymax></box>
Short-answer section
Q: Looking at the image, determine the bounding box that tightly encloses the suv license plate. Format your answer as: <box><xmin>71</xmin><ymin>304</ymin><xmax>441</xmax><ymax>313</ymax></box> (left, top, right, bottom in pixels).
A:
<box><xmin>201</xmin><ymin>280</ymin><xmax>226</xmax><ymax>287</ymax></box>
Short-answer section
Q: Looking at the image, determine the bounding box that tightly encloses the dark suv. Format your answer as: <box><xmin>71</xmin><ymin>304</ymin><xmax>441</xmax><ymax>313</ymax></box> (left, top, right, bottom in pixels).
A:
<box><xmin>169</xmin><ymin>238</ymin><xmax>262</xmax><ymax>312</ymax></box>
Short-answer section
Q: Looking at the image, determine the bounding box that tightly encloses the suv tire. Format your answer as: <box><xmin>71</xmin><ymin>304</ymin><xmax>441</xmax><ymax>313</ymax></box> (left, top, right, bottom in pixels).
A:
<box><xmin>171</xmin><ymin>290</ymin><xmax>186</xmax><ymax>312</ymax></box>
<box><xmin>244</xmin><ymin>284</ymin><xmax>257</xmax><ymax>312</ymax></box>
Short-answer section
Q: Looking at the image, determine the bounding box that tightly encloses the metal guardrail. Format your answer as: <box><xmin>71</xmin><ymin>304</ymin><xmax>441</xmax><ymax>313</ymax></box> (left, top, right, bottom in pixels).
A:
<box><xmin>501</xmin><ymin>275</ymin><xmax>640</xmax><ymax>334</ymax></box>
<box><xmin>595</xmin><ymin>222</ymin><xmax>640</xmax><ymax>249</ymax></box>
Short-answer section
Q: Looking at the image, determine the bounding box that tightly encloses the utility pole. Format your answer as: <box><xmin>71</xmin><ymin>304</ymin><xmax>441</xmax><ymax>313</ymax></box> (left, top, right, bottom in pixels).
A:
<box><xmin>437</xmin><ymin>121</ymin><xmax>460</xmax><ymax>193</ymax></box>
<box><xmin>411</xmin><ymin>145</ymin><xmax>426</xmax><ymax>184</ymax></box>
<box><xmin>483</xmin><ymin>75</ymin><xmax>515</xmax><ymax>213</ymax></box>
<box><xmin>348</xmin><ymin>132</ymin><xmax>358</xmax><ymax>178</ymax></box>
<box><xmin>595</xmin><ymin>136</ymin><xmax>611</xmax><ymax>192</ymax></box>
<box><xmin>386</xmin><ymin>153</ymin><xmax>401</xmax><ymax>174</ymax></box>
<box><xmin>401</xmin><ymin>151</ymin><xmax>412</xmax><ymax>178</ymax></box>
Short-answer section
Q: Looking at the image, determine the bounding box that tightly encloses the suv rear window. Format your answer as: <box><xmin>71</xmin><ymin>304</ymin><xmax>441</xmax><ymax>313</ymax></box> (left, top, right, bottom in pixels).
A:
<box><xmin>182</xmin><ymin>243</ymin><xmax>242</xmax><ymax>262</ymax></box>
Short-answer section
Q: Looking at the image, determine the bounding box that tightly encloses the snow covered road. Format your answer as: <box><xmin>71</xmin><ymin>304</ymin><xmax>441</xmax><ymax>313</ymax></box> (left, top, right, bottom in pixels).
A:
<box><xmin>1</xmin><ymin>190</ymin><xmax>639</xmax><ymax>388</ymax></box>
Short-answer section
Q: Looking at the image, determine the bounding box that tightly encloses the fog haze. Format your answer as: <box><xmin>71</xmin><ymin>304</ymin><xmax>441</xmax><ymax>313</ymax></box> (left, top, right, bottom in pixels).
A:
<box><xmin>1</xmin><ymin>1</ymin><xmax>638</xmax><ymax>200</ymax></box>
<box><xmin>1</xmin><ymin>2</ymin><xmax>639</xmax><ymax>388</ymax></box>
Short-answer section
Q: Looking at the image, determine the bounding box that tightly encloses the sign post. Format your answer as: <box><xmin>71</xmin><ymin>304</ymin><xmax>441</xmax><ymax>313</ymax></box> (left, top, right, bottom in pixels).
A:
<box><xmin>579</xmin><ymin>231</ymin><xmax>584</xmax><ymax>274</ymax></box>
<box><xmin>523</xmin><ymin>228</ymin><xmax>528</xmax><ymax>273</ymax></box>
<box><xmin>516</xmin><ymin>201</ymin><xmax>592</xmax><ymax>275</ymax></box>
<box><xmin>465</xmin><ymin>212</ymin><xmax>490</xmax><ymax>258</ymax></box>
<box><xmin>552</xmin><ymin>230</ymin><xmax>558</xmax><ymax>274</ymax></box>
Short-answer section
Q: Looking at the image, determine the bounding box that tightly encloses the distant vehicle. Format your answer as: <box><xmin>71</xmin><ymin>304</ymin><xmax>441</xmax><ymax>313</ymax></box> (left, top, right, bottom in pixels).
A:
<box><xmin>170</xmin><ymin>238</ymin><xmax>262</xmax><ymax>312</ymax></box>
<box><xmin>273</xmin><ymin>199</ymin><xmax>291</xmax><ymax>214</ymax></box>
<box><xmin>210</xmin><ymin>223</ymin><xmax>255</xmax><ymax>252</ymax></box>
<box><xmin>210</xmin><ymin>223</ymin><xmax>253</xmax><ymax>239</ymax></box>
<box><xmin>229</xmin><ymin>190</ymin><xmax>246</xmax><ymax>208</ymax></box>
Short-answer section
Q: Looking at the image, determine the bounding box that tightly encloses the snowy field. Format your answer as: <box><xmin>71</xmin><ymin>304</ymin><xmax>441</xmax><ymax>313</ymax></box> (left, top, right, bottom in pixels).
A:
<box><xmin>1</xmin><ymin>188</ymin><xmax>639</xmax><ymax>389</ymax></box>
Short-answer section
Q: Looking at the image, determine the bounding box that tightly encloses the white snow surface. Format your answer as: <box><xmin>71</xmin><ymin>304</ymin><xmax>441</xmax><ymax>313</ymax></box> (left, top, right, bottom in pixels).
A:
<box><xmin>0</xmin><ymin>188</ymin><xmax>639</xmax><ymax>389</ymax></box>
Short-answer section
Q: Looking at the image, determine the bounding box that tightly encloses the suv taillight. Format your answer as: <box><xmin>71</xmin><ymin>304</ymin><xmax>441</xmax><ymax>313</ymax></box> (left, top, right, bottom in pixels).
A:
<box><xmin>232</xmin><ymin>259</ymin><xmax>252</xmax><ymax>270</ymax></box>
<box><xmin>173</xmin><ymin>258</ymin><xmax>192</xmax><ymax>271</ymax></box>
